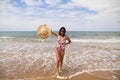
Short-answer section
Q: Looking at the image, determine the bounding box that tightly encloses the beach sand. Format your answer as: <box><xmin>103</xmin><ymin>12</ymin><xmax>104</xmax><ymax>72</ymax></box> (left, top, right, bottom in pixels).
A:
<box><xmin>69</xmin><ymin>70</ymin><xmax>120</xmax><ymax>80</ymax></box>
<box><xmin>8</xmin><ymin>70</ymin><xmax>119</xmax><ymax>80</ymax></box>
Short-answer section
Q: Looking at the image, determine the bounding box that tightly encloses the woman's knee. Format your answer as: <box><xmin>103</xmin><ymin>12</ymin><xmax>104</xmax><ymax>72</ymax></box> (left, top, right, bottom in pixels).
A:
<box><xmin>58</xmin><ymin>57</ymin><xmax>62</xmax><ymax>61</ymax></box>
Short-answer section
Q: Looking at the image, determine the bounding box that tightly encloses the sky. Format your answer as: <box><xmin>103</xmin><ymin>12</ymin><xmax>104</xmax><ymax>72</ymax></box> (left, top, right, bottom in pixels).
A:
<box><xmin>0</xmin><ymin>0</ymin><xmax>120</xmax><ymax>31</ymax></box>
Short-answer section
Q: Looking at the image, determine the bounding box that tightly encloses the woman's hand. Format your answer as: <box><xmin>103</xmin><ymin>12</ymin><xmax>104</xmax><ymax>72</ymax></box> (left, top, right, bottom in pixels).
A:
<box><xmin>66</xmin><ymin>36</ymin><xmax>71</xmax><ymax>45</ymax></box>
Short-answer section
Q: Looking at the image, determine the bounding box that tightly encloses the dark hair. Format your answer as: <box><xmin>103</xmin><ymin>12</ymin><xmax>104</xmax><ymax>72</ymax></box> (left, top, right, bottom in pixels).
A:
<box><xmin>59</xmin><ymin>27</ymin><xmax>66</xmax><ymax>37</ymax></box>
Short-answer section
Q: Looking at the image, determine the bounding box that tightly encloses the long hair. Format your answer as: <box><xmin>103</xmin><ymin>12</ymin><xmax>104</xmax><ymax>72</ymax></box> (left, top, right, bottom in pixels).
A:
<box><xmin>59</xmin><ymin>27</ymin><xmax>66</xmax><ymax>37</ymax></box>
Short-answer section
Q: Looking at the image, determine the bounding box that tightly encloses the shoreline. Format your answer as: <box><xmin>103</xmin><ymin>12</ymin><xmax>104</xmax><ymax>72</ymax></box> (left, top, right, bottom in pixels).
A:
<box><xmin>0</xmin><ymin>32</ymin><xmax>120</xmax><ymax>80</ymax></box>
<box><xmin>2</xmin><ymin>70</ymin><xmax>119</xmax><ymax>80</ymax></box>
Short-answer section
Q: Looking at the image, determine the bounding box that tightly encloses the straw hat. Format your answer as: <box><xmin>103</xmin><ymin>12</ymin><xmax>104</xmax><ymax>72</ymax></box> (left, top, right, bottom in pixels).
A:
<box><xmin>37</xmin><ymin>24</ymin><xmax>51</xmax><ymax>39</ymax></box>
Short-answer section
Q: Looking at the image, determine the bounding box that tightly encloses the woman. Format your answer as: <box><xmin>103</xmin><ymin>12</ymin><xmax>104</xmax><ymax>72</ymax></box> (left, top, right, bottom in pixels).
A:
<box><xmin>51</xmin><ymin>27</ymin><xmax>71</xmax><ymax>76</ymax></box>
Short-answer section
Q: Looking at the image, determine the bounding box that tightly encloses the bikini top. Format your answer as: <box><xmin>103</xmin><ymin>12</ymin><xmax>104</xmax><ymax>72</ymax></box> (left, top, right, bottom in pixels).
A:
<box><xmin>56</xmin><ymin>36</ymin><xmax>66</xmax><ymax>45</ymax></box>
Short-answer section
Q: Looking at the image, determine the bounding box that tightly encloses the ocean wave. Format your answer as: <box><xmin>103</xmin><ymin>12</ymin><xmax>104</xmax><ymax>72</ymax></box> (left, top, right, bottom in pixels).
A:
<box><xmin>72</xmin><ymin>38</ymin><xmax>120</xmax><ymax>43</ymax></box>
<box><xmin>0</xmin><ymin>36</ymin><xmax>15</xmax><ymax>39</ymax></box>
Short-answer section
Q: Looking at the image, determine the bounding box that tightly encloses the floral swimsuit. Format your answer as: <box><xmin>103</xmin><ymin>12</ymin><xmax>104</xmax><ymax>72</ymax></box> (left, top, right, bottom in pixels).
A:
<box><xmin>56</xmin><ymin>36</ymin><xmax>66</xmax><ymax>51</ymax></box>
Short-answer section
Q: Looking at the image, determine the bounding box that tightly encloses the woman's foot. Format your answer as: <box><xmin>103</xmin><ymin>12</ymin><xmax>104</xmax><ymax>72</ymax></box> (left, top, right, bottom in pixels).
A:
<box><xmin>55</xmin><ymin>72</ymin><xmax>59</xmax><ymax>77</ymax></box>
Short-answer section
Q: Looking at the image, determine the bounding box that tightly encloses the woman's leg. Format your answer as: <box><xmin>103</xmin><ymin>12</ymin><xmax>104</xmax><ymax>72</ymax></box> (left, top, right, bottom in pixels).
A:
<box><xmin>55</xmin><ymin>49</ymin><xmax>61</xmax><ymax>76</ymax></box>
<box><xmin>59</xmin><ymin>51</ymin><xmax>65</xmax><ymax>71</ymax></box>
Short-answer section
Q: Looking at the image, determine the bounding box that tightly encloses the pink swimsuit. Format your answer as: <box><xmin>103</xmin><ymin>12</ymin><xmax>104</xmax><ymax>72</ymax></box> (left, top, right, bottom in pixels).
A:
<box><xmin>56</xmin><ymin>36</ymin><xmax>66</xmax><ymax>51</ymax></box>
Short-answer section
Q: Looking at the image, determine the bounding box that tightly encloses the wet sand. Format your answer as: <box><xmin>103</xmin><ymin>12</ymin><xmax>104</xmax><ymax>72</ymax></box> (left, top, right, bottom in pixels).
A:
<box><xmin>70</xmin><ymin>70</ymin><xmax>120</xmax><ymax>80</ymax></box>
<box><xmin>7</xmin><ymin>70</ymin><xmax>119</xmax><ymax>80</ymax></box>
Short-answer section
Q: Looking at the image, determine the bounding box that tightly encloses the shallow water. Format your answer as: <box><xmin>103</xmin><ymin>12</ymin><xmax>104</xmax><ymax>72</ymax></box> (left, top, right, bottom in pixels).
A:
<box><xmin>0</xmin><ymin>31</ymin><xmax>120</xmax><ymax>79</ymax></box>
<box><xmin>0</xmin><ymin>40</ymin><xmax>120</xmax><ymax>79</ymax></box>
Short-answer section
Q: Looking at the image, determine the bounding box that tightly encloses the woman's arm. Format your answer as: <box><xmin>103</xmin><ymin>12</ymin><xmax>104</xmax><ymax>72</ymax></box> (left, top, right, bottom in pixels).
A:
<box><xmin>66</xmin><ymin>36</ymin><xmax>71</xmax><ymax>45</ymax></box>
<box><xmin>51</xmin><ymin>30</ymin><xmax>58</xmax><ymax>37</ymax></box>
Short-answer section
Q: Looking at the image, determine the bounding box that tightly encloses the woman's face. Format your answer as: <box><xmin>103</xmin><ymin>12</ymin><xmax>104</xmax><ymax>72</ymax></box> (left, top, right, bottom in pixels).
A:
<box><xmin>60</xmin><ymin>29</ymin><xmax>65</xmax><ymax>36</ymax></box>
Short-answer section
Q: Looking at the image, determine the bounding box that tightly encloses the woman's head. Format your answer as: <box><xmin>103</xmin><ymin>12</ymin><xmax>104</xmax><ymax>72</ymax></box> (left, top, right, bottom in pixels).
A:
<box><xmin>59</xmin><ymin>27</ymin><xmax>66</xmax><ymax>37</ymax></box>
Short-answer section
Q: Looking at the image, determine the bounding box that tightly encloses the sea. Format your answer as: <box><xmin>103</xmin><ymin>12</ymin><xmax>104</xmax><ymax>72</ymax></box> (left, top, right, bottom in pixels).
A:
<box><xmin>0</xmin><ymin>31</ymin><xmax>120</xmax><ymax>80</ymax></box>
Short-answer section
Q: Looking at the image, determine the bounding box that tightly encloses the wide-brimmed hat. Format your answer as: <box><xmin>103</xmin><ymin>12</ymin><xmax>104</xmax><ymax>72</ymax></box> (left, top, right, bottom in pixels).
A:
<box><xmin>37</xmin><ymin>24</ymin><xmax>51</xmax><ymax>39</ymax></box>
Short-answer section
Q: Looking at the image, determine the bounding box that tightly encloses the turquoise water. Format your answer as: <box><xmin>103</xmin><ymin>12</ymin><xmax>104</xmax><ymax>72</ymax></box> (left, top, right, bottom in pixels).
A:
<box><xmin>0</xmin><ymin>31</ymin><xmax>120</xmax><ymax>42</ymax></box>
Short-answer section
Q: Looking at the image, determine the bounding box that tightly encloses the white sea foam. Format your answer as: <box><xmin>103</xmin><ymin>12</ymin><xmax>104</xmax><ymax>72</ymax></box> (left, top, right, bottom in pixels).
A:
<box><xmin>0</xmin><ymin>40</ymin><xmax>120</xmax><ymax>79</ymax></box>
<box><xmin>0</xmin><ymin>36</ymin><xmax>15</xmax><ymax>39</ymax></box>
<box><xmin>72</xmin><ymin>38</ymin><xmax>120</xmax><ymax>43</ymax></box>
<box><xmin>68</xmin><ymin>69</ymin><xmax>120</xmax><ymax>79</ymax></box>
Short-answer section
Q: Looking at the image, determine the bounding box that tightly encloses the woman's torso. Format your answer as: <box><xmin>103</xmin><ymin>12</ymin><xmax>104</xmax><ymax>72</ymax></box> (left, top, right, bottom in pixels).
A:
<box><xmin>56</xmin><ymin>35</ymin><xmax>66</xmax><ymax>51</ymax></box>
